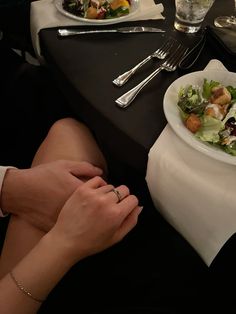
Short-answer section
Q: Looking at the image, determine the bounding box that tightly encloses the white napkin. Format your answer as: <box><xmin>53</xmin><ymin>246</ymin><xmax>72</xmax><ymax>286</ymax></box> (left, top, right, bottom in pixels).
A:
<box><xmin>146</xmin><ymin>59</ymin><xmax>236</xmax><ymax>266</ymax></box>
<box><xmin>30</xmin><ymin>0</ymin><xmax>165</xmax><ymax>59</ymax></box>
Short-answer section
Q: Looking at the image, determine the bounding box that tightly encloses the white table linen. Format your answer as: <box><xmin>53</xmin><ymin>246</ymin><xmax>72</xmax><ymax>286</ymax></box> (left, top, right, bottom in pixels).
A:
<box><xmin>30</xmin><ymin>0</ymin><xmax>164</xmax><ymax>59</ymax></box>
<box><xmin>146</xmin><ymin>59</ymin><xmax>236</xmax><ymax>266</ymax></box>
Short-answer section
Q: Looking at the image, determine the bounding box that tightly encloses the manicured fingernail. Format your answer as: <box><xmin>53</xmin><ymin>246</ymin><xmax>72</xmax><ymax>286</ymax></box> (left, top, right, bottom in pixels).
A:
<box><xmin>138</xmin><ymin>206</ymin><xmax>143</xmax><ymax>214</ymax></box>
<box><xmin>95</xmin><ymin>167</ymin><xmax>103</xmax><ymax>173</ymax></box>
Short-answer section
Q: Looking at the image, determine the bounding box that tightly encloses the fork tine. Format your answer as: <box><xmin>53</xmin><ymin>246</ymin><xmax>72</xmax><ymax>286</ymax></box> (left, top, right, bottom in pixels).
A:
<box><xmin>163</xmin><ymin>44</ymin><xmax>188</xmax><ymax>70</ymax></box>
<box><xmin>155</xmin><ymin>37</ymin><xmax>177</xmax><ymax>59</ymax></box>
<box><xmin>112</xmin><ymin>37</ymin><xmax>177</xmax><ymax>87</ymax></box>
<box><xmin>115</xmin><ymin>43</ymin><xmax>188</xmax><ymax>108</ymax></box>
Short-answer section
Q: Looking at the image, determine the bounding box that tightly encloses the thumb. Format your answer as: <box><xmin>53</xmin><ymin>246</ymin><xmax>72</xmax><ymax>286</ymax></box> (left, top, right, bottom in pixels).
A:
<box><xmin>70</xmin><ymin>161</ymin><xmax>103</xmax><ymax>179</ymax></box>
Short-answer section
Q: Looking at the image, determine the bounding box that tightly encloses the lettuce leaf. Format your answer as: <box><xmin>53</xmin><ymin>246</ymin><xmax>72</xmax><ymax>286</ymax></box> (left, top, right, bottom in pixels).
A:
<box><xmin>202</xmin><ymin>79</ymin><xmax>220</xmax><ymax>99</ymax></box>
<box><xmin>195</xmin><ymin>115</ymin><xmax>224</xmax><ymax>143</ymax></box>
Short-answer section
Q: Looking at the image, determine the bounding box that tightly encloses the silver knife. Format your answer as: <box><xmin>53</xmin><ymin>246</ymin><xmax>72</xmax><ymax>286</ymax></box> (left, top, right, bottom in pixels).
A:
<box><xmin>57</xmin><ymin>27</ymin><xmax>165</xmax><ymax>37</ymax></box>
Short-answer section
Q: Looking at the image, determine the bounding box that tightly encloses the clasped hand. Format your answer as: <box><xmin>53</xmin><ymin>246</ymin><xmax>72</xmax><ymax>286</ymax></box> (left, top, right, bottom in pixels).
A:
<box><xmin>48</xmin><ymin>176</ymin><xmax>142</xmax><ymax>264</ymax></box>
<box><xmin>1</xmin><ymin>160</ymin><xmax>103</xmax><ymax>231</ymax></box>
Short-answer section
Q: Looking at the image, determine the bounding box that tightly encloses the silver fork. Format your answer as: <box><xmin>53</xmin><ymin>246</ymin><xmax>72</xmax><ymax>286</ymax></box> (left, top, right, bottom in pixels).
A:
<box><xmin>112</xmin><ymin>37</ymin><xmax>177</xmax><ymax>87</ymax></box>
<box><xmin>115</xmin><ymin>44</ymin><xmax>188</xmax><ymax>108</ymax></box>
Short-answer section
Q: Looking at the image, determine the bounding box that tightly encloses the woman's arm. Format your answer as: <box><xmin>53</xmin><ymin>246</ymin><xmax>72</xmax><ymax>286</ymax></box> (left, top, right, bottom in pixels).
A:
<box><xmin>0</xmin><ymin>233</ymin><xmax>75</xmax><ymax>314</ymax></box>
<box><xmin>0</xmin><ymin>118</ymin><xmax>141</xmax><ymax>313</ymax></box>
<box><xmin>0</xmin><ymin>176</ymin><xmax>141</xmax><ymax>314</ymax></box>
<box><xmin>0</xmin><ymin>118</ymin><xmax>107</xmax><ymax>275</ymax></box>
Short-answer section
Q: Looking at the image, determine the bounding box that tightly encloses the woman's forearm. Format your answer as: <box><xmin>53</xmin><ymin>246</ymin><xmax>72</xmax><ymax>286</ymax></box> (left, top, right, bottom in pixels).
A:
<box><xmin>0</xmin><ymin>176</ymin><xmax>141</xmax><ymax>314</ymax></box>
<box><xmin>0</xmin><ymin>233</ymin><xmax>78</xmax><ymax>314</ymax></box>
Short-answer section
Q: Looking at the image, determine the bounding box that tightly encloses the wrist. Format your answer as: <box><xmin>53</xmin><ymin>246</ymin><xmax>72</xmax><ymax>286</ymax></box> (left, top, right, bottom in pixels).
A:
<box><xmin>10</xmin><ymin>231</ymin><xmax>79</xmax><ymax>303</ymax></box>
<box><xmin>42</xmin><ymin>230</ymin><xmax>84</xmax><ymax>268</ymax></box>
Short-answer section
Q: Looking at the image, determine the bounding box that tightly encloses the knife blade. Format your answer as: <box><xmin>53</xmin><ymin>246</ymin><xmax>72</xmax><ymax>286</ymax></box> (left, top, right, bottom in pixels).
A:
<box><xmin>58</xmin><ymin>27</ymin><xmax>165</xmax><ymax>37</ymax></box>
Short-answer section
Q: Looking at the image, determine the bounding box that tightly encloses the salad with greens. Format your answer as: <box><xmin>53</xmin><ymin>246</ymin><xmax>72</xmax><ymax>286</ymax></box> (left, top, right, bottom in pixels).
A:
<box><xmin>63</xmin><ymin>0</ymin><xmax>131</xmax><ymax>20</ymax></box>
<box><xmin>177</xmin><ymin>79</ymin><xmax>236</xmax><ymax>155</ymax></box>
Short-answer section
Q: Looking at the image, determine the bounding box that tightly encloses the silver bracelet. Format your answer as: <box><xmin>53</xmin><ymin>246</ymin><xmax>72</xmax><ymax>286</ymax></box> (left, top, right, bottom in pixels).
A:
<box><xmin>10</xmin><ymin>271</ymin><xmax>45</xmax><ymax>303</ymax></box>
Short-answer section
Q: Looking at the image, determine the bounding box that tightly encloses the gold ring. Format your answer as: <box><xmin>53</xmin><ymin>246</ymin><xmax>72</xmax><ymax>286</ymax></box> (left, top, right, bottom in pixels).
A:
<box><xmin>112</xmin><ymin>188</ymin><xmax>122</xmax><ymax>203</ymax></box>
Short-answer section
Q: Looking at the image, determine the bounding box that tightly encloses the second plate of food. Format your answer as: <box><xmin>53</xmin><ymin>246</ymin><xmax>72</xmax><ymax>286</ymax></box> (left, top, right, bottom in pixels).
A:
<box><xmin>54</xmin><ymin>0</ymin><xmax>140</xmax><ymax>25</ymax></box>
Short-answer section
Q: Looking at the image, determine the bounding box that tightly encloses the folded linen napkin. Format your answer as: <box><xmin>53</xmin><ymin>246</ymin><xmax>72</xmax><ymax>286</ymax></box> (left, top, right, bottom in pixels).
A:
<box><xmin>30</xmin><ymin>0</ymin><xmax>164</xmax><ymax>59</ymax></box>
<box><xmin>146</xmin><ymin>59</ymin><xmax>236</xmax><ymax>266</ymax></box>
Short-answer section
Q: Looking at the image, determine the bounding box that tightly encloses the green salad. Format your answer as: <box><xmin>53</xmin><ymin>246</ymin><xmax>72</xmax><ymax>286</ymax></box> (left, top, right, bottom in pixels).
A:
<box><xmin>63</xmin><ymin>0</ymin><xmax>131</xmax><ymax>20</ymax></box>
<box><xmin>177</xmin><ymin>79</ymin><xmax>236</xmax><ymax>155</ymax></box>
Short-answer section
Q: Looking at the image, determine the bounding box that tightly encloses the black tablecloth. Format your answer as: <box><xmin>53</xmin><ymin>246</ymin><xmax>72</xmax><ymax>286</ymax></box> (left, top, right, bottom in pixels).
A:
<box><xmin>39</xmin><ymin>0</ymin><xmax>235</xmax><ymax>179</ymax></box>
<box><xmin>37</xmin><ymin>0</ymin><xmax>236</xmax><ymax>313</ymax></box>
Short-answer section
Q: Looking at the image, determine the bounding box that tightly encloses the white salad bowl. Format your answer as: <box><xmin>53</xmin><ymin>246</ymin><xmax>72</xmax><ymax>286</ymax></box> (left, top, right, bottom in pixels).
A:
<box><xmin>163</xmin><ymin>69</ymin><xmax>236</xmax><ymax>165</ymax></box>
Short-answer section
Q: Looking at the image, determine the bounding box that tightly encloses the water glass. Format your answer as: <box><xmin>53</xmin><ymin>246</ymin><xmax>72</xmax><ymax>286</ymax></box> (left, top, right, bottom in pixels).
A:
<box><xmin>214</xmin><ymin>0</ymin><xmax>236</xmax><ymax>27</ymax></box>
<box><xmin>174</xmin><ymin>0</ymin><xmax>215</xmax><ymax>33</ymax></box>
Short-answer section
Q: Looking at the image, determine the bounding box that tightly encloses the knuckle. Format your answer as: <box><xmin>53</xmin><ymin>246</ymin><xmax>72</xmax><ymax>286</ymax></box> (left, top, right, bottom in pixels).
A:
<box><xmin>97</xmin><ymin>194</ymin><xmax>107</xmax><ymax>206</ymax></box>
<box><xmin>124</xmin><ymin>185</ymin><xmax>130</xmax><ymax>192</ymax></box>
<box><xmin>128</xmin><ymin>194</ymin><xmax>139</xmax><ymax>206</ymax></box>
<box><xmin>107</xmin><ymin>184</ymin><xmax>114</xmax><ymax>190</ymax></box>
<box><xmin>121</xmin><ymin>185</ymin><xmax>130</xmax><ymax>195</ymax></box>
<box><xmin>75</xmin><ymin>183</ymin><xmax>88</xmax><ymax>196</ymax></box>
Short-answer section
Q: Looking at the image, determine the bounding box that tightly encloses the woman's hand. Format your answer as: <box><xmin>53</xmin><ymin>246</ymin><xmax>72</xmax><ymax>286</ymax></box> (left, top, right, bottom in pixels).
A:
<box><xmin>1</xmin><ymin>160</ymin><xmax>103</xmax><ymax>231</ymax></box>
<box><xmin>49</xmin><ymin>176</ymin><xmax>142</xmax><ymax>264</ymax></box>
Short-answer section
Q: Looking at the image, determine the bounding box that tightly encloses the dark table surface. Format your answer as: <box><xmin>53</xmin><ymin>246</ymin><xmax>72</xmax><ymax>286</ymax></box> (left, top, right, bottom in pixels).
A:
<box><xmin>39</xmin><ymin>0</ymin><xmax>235</xmax><ymax>179</ymax></box>
<box><xmin>38</xmin><ymin>1</ymin><xmax>236</xmax><ymax>313</ymax></box>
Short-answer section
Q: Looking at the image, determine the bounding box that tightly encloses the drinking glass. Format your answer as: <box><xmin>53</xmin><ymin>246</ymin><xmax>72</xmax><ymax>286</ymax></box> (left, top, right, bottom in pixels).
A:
<box><xmin>174</xmin><ymin>0</ymin><xmax>215</xmax><ymax>33</ymax></box>
<box><xmin>214</xmin><ymin>0</ymin><xmax>236</xmax><ymax>27</ymax></box>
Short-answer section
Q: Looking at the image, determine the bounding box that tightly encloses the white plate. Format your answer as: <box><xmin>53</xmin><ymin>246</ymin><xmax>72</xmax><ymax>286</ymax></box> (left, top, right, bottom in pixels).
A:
<box><xmin>163</xmin><ymin>70</ymin><xmax>236</xmax><ymax>165</ymax></box>
<box><xmin>54</xmin><ymin>0</ymin><xmax>140</xmax><ymax>25</ymax></box>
